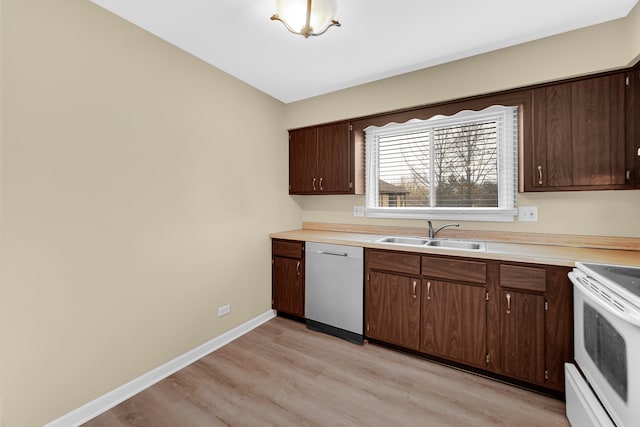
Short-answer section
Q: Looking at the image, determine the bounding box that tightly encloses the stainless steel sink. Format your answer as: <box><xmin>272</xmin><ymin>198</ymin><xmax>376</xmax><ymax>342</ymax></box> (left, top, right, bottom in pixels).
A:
<box><xmin>425</xmin><ymin>239</ymin><xmax>486</xmax><ymax>251</ymax></box>
<box><xmin>376</xmin><ymin>236</ymin><xmax>486</xmax><ymax>251</ymax></box>
<box><xmin>376</xmin><ymin>236</ymin><xmax>430</xmax><ymax>246</ymax></box>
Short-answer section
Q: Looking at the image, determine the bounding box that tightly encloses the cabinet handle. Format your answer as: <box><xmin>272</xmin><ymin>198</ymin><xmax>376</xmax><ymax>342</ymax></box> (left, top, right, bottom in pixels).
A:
<box><xmin>412</xmin><ymin>280</ymin><xmax>417</xmax><ymax>299</ymax></box>
<box><xmin>537</xmin><ymin>166</ymin><xmax>543</xmax><ymax>185</ymax></box>
<box><xmin>312</xmin><ymin>177</ymin><xmax>317</xmax><ymax>191</ymax></box>
<box><xmin>426</xmin><ymin>281</ymin><xmax>431</xmax><ymax>300</ymax></box>
<box><xmin>319</xmin><ymin>177</ymin><xmax>324</xmax><ymax>191</ymax></box>
<box><xmin>296</xmin><ymin>261</ymin><xmax>300</xmax><ymax>276</ymax></box>
<box><xmin>506</xmin><ymin>293</ymin><xmax>511</xmax><ymax>314</ymax></box>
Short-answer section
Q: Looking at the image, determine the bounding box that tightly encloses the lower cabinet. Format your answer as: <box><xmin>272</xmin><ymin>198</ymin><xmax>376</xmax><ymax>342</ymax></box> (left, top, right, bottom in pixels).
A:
<box><xmin>272</xmin><ymin>239</ymin><xmax>305</xmax><ymax>317</ymax></box>
<box><xmin>492</xmin><ymin>263</ymin><xmax>573</xmax><ymax>391</ymax></box>
<box><xmin>421</xmin><ymin>280</ymin><xmax>487</xmax><ymax>368</ymax></box>
<box><xmin>365</xmin><ymin>249</ymin><xmax>421</xmax><ymax>349</ymax></box>
<box><xmin>420</xmin><ymin>255</ymin><xmax>488</xmax><ymax>368</ymax></box>
<box><xmin>365</xmin><ymin>271</ymin><xmax>420</xmax><ymax>349</ymax></box>
<box><xmin>364</xmin><ymin>248</ymin><xmax>573</xmax><ymax>393</ymax></box>
<box><xmin>499</xmin><ymin>289</ymin><xmax>546</xmax><ymax>384</ymax></box>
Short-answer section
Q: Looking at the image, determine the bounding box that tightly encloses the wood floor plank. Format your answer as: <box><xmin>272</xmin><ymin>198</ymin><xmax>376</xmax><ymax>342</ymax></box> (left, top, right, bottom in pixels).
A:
<box><xmin>84</xmin><ymin>317</ymin><xmax>569</xmax><ymax>427</ymax></box>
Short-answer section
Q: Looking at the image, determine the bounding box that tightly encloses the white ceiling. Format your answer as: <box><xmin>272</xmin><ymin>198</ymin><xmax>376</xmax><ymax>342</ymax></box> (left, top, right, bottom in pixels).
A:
<box><xmin>89</xmin><ymin>0</ymin><xmax>639</xmax><ymax>103</ymax></box>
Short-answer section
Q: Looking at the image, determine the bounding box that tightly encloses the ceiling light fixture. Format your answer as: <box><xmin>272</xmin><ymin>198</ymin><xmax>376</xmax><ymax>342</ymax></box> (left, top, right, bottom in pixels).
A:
<box><xmin>271</xmin><ymin>0</ymin><xmax>341</xmax><ymax>38</ymax></box>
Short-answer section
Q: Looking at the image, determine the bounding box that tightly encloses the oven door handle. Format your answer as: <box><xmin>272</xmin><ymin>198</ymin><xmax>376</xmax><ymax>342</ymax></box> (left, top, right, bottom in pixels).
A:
<box><xmin>570</xmin><ymin>271</ymin><xmax>640</xmax><ymax>327</ymax></box>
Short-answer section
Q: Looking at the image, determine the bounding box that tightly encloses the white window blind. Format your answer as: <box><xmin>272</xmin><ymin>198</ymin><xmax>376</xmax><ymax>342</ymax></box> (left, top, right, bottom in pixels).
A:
<box><xmin>365</xmin><ymin>105</ymin><xmax>518</xmax><ymax>221</ymax></box>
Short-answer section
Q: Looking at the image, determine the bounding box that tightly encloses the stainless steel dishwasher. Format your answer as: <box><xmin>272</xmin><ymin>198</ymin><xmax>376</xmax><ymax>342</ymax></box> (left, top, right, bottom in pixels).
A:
<box><xmin>305</xmin><ymin>242</ymin><xmax>364</xmax><ymax>345</ymax></box>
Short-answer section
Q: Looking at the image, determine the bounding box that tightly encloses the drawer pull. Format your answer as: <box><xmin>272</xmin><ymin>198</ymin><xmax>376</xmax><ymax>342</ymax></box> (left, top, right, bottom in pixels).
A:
<box><xmin>312</xmin><ymin>177</ymin><xmax>317</xmax><ymax>191</ymax></box>
<box><xmin>296</xmin><ymin>261</ymin><xmax>300</xmax><ymax>276</ymax></box>
<box><xmin>506</xmin><ymin>293</ymin><xmax>511</xmax><ymax>314</ymax></box>
<box><xmin>427</xmin><ymin>281</ymin><xmax>431</xmax><ymax>300</ymax></box>
<box><xmin>319</xmin><ymin>177</ymin><xmax>324</xmax><ymax>191</ymax></box>
<box><xmin>412</xmin><ymin>280</ymin><xmax>417</xmax><ymax>299</ymax></box>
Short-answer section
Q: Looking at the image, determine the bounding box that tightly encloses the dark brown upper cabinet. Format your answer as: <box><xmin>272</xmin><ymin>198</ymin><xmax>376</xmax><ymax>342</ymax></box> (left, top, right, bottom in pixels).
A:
<box><xmin>525</xmin><ymin>72</ymin><xmax>628</xmax><ymax>191</ymax></box>
<box><xmin>289</xmin><ymin>121</ymin><xmax>353</xmax><ymax>194</ymax></box>
<box><xmin>626</xmin><ymin>66</ymin><xmax>640</xmax><ymax>188</ymax></box>
<box><xmin>289</xmin><ymin>63</ymin><xmax>639</xmax><ymax>194</ymax></box>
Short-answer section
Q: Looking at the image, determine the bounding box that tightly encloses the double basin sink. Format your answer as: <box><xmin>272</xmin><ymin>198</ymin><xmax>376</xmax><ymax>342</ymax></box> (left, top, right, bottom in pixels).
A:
<box><xmin>376</xmin><ymin>236</ymin><xmax>486</xmax><ymax>251</ymax></box>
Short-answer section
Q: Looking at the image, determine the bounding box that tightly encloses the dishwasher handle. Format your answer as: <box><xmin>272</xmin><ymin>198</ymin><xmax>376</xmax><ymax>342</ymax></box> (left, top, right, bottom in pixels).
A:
<box><xmin>316</xmin><ymin>250</ymin><xmax>349</xmax><ymax>257</ymax></box>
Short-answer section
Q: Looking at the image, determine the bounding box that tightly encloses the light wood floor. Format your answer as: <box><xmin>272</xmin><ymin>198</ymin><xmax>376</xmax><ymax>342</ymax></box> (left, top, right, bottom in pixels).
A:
<box><xmin>84</xmin><ymin>317</ymin><xmax>569</xmax><ymax>427</ymax></box>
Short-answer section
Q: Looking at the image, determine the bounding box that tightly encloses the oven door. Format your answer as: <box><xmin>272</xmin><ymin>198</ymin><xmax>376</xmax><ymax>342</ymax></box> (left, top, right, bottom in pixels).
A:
<box><xmin>571</xmin><ymin>272</ymin><xmax>640</xmax><ymax>427</ymax></box>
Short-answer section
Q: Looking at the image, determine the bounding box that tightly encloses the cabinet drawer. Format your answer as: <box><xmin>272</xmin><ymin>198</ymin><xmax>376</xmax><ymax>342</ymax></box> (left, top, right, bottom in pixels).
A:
<box><xmin>422</xmin><ymin>256</ymin><xmax>487</xmax><ymax>284</ymax></box>
<box><xmin>367</xmin><ymin>250</ymin><xmax>421</xmax><ymax>275</ymax></box>
<box><xmin>500</xmin><ymin>264</ymin><xmax>546</xmax><ymax>293</ymax></box>
<box><xmin>272</xmin><ymin>239</ymin><xmax>304</xmax><ymax>259</ymax></box>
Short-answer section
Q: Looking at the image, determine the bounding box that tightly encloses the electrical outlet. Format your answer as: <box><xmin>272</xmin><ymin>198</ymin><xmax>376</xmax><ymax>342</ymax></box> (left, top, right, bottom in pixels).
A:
<box><xmin>217</xmin><ymin>304</ymin><xmax>230</xmax><ymax>317</ymax></box>
<box><xmin>518</xmin><ymin>206</ymin><xmax>538</xmax><ymax>222</ymax></box>
<box><xmin>353</xmin><ymin>206</ymin><xmax>364</xmax><ymax>217</ymax></box>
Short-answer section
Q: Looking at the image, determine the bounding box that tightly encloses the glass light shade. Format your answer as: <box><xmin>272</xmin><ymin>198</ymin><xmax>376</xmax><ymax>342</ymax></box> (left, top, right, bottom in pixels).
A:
<box><xmin>273</xmin><ymin>0</ymin><xmax>339</xmax><ymax>37</ymax></box>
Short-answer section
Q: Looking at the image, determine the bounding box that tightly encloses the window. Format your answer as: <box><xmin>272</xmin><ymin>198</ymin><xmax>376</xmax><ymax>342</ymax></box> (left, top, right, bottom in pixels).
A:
<box><xmin>365</xmin><ymin>105</ymin><xmax>518</xmax><ymax>221</ymax></box>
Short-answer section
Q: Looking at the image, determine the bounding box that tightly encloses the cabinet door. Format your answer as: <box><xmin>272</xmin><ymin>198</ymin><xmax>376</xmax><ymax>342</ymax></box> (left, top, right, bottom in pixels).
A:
<box><xmin>544</xmin><ymin>267</ymin><xmax>573</xmax><ymax>391</ymax></box>
<box><xmin>317</xmin><ymin>123</ymin><xmax>351</xmax><ymax>193</ymax></box>
<box><xmin>627</xmin><ymin>67</ymin><xmax>640</xmax><ymax>188</ymax></box>
<box><xmin>500</xmin><ymin>290</ymin><xmax>545</xmax><ymax>384</ymax></box>
<box><xmin>529</xmin><ymin>73</ymin><xmax>626</xmax><ymax>190</ymax></box>
<box><xmin>289</xmin><ymin>127</ymin><xmax>318</xmax><ymax>194</ymax></box>
<box><xmin>532</xmin><ymin>82</ymin><xmax>573</xmax><ymax>188</ymax></box>
<box><xmin>272</xmin><ymin>256</ymin><xmax>304</xmax><ymax>317</ymax></box>
<box><xmin>365</xmin><ymin>271</ymin><xmax>420</xmax><ymax>350</ymax></box>
<box><xmin>421</xmin><ymin>280</ymin><xmax>486</xmax><ymax>368</ymax></box>
<box><xmin>571</xmin><ymin>74</ymin><xmax>625</xmax><ymax>186</ymax></box>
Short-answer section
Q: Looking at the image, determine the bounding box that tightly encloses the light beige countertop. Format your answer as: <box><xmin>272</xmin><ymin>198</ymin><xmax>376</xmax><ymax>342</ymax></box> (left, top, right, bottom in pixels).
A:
<box><xmin>270</xmin><ymin>224</ymin><xmax>640</xmax><ymax>268</ymax></box>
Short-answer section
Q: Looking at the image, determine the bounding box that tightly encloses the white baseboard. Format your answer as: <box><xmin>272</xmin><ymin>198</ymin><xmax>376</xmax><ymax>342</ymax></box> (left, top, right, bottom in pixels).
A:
<box><xmin>44</xmin><ymin>310</ymin><xmax>277</xmax><ymax>427</ymax></box>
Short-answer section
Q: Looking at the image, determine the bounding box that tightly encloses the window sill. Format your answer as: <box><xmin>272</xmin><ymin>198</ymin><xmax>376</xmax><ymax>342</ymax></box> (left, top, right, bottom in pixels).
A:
<box><xmin>364</xmin><ymin>208</ymin><xmax>517</xmax><ymax>222</ymax></box>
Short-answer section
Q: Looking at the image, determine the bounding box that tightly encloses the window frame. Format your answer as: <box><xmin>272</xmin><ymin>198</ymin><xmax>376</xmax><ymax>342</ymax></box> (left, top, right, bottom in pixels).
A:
<box><xmin>352</xmin><ymin>92</ymin><xmax>530</xmax><ymax>222</ymax></box>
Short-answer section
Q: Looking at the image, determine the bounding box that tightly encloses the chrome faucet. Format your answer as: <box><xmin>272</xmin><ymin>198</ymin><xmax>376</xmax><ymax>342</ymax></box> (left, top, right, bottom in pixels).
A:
<box><xmin>427</xmin><ymin>220</ymin><xmax>460</xmax><ymax>238</ymax></box>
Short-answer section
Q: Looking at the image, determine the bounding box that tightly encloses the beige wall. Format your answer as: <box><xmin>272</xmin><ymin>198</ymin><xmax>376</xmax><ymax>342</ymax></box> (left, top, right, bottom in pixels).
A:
<box><xmin>628</xmin><ymin>1</ymin><xmax>640</xmax><ymax>64</ymax></box>
<box><xmin>2</xmin><ymin>1</ymin><xmax>640</xmax><ymax>426</ymax></box>
<box><xmin>0</xmin><ymin>0</ymin><xmax>300</xmax><ymax>425</ymax></box>
<box><xmin>285</xmin><ymin>4</ymin><xmax>640</xmax><ymax>239</ymax></box>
